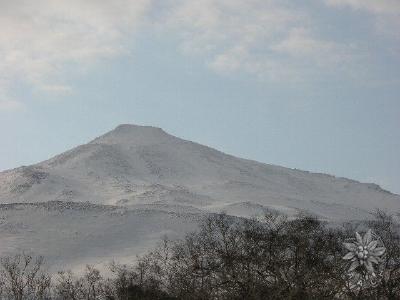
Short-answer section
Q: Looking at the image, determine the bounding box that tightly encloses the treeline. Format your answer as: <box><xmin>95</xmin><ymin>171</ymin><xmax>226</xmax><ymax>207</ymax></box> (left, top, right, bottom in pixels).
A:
<box><xmin>0</xmin><ymin>211</ymin><xmax>399</xmax><ymax>299</ymax></box>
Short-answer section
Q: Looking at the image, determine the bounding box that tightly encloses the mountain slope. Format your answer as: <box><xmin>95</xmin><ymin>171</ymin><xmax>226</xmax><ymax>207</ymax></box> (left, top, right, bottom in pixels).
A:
<box><xmin>0</xmin><ymin>124</ymin><xmax>399</xmax><ymax>269</ymax></box>
<box><xmin>1</xmin><ymin>124</ymin><xmax>398</xmax><ymax>219</ymax></box>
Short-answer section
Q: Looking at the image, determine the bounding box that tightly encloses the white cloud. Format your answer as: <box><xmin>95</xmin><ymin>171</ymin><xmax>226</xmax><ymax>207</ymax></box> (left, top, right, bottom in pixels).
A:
<box><xmin>0</xmin><ymin>99</ymin><xmax>24</xmax><ymax>112</ymax></box>
<box><xmin>160</xmin><ymin>0</ymin><xmax>361</xmax><ymax>82</ymax></box>
<box><xmin>0</xmin><ymin>0</ymin><xmax>397</xmax><ymax>110</ymax></box>
<box><xmin>0</xmin><ymin>84</ymin><xmax>25</xmax><ymax>112</ymax></box>
<box><xmin>37</xmin><ymin>85</ymin><xmax>73</xmax><ymax>95</ymax></box>
<box><xmin>0</xmin><ymin>0</ymin><xmax>151</xmax><ymax>110</ymax></box>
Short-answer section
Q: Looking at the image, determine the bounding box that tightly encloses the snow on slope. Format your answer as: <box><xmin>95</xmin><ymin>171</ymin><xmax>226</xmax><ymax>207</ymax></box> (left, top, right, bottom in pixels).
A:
<box><xmin>0</xmin><ymin>124</ymin><xmax>399</xmax><ymax>269</ymax></box>
<box><xmin>0</xmin><ymin>201</ymin><xmax>200</xmax><ymax>271</ymax></box>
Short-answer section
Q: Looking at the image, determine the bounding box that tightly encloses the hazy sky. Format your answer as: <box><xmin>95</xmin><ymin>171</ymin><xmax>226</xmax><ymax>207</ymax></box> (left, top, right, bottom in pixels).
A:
<box><xmin>0</xmin><ymin>0</ymin><xmax>399</xmax><ymax>193</ymax></box>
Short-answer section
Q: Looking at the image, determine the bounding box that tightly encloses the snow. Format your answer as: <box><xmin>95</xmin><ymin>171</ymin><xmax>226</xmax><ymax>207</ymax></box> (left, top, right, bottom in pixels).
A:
<box><xmin>0</xmin><ymin>124</ymin><xmax>399</xmax><ymax>270</ymax></box>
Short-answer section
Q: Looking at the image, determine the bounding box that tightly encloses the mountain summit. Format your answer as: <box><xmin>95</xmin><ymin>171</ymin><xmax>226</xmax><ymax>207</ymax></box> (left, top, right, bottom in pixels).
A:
<box><xmin>0</xmin><ymin>124</ymin><xmax>399</xmax><ymax>269</ymax></box>
<box><xmin>90</xmin><ymin>124</ymin><xmax>170</xmax><ymax>145</ymax></box>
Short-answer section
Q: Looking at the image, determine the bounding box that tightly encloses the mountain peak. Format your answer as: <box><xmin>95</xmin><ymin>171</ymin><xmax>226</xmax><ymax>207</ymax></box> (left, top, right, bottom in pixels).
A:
<box><xmin>89</xmin><ymin>124</ymin><xmax>170</xmax><ymax>145</ymax></box>
<box><xmin>114</xmin><ymin>124</ymin><xmax>164</xmax><ymax>132</ymax></box>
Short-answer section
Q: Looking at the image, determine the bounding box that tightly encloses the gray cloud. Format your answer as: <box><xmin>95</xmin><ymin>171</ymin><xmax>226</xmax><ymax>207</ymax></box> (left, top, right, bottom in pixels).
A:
<box><xmin>325</xmin><ymin>0</ymin><xmax>400</xmax><ymax>41</ymax></box>
<box><xmin>325</xmin><ymin>0</ymin><xmax>400</xmax><ymax>14</ymax></box>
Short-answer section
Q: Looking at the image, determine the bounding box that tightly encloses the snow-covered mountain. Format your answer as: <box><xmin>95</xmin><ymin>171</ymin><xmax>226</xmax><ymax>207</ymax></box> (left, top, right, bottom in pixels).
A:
<box><xmin>0</xmin><ymin>124</ymin><xmax>399</xmax><ymax>270</ymax></box>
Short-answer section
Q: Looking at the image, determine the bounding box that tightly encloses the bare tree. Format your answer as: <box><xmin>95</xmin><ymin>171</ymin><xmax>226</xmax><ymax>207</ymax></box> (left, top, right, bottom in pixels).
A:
<box><xmin>0</xmin><ymin>253</ymin><xmax>51</xmax><ymax>300</ymax></box>
<box><xmin>54</xmin><ymin>265</ymin><xmax>104</xmax><ymax>300</ymax></box>
<box><xmin>0</xmin><ymin>211</ymin><xmax>398</xmax><ymax>299</ymax></box>
<box><xmin>367</xmin><ymin>210</ymin><xmax>400</xmax><ymax>299</ymax></box>
<box><xmin>54</xmin><ymin>270</ymin><xmax>84</xmax><ymax>300</ymax></box>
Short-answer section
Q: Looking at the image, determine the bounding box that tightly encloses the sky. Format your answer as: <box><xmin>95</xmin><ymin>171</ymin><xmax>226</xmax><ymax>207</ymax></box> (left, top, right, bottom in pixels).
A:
<box><xmin>0</xmin><ymin>0</ymin><xmax>399</xmax><ymax>194</ymax></box>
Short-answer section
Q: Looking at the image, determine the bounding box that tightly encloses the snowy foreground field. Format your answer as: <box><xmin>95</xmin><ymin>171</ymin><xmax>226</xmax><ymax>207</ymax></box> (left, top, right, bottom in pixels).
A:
<box><xmin>0</xmin><ymin>124</ymin><xmax>399</xmax><ymax>271</ymax></box>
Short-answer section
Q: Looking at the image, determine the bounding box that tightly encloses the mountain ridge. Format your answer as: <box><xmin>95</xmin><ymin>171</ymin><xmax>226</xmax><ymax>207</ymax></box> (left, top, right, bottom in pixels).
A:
<box><xmin>1</xmin><ymin>124</ymin><xmax>396</xmax><ymax>196</ymax></box>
